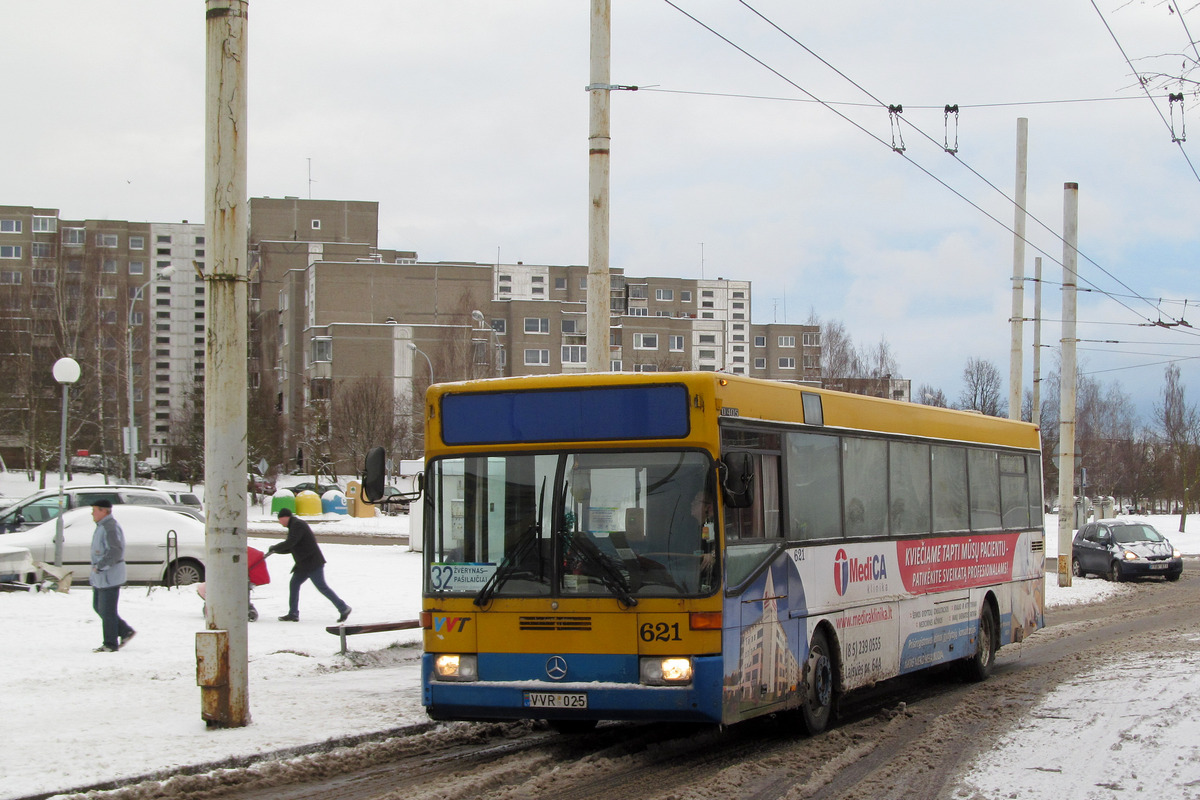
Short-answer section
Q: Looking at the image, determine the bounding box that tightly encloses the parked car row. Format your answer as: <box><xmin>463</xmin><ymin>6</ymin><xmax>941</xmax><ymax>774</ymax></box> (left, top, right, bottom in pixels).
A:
<box><xmin>0</xmin><ymin>504</ymin><xmax>206</xmax><ymax>586</ymax></box>
<box><xmin>0</xmin><ymin>485</ymin><xmax>174</xmax><ymax>534</ymax></box>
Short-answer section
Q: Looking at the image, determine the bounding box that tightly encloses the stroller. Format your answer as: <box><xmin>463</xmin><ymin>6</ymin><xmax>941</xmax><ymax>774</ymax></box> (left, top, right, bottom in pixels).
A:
<box><xmin>197</xmin><ymin>546</ymin><xmax>272</xmax><ymax>621</ymax></box>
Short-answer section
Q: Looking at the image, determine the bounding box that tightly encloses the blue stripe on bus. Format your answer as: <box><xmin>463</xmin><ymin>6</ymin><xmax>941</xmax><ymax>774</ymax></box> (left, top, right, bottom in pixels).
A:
<box><xmin>440</xmin><ymin>384</ymin><xmax>691</xmax><ymax>445</ymax></box>
<box><xmin>422</xmin><ymin>653</ymin><xmax>724</xmax><ymax>724</ymax></box>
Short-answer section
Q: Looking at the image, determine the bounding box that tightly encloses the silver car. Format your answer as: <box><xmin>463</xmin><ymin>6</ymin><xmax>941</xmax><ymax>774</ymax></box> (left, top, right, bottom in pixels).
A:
<box><xmin>0</xmin><ymin>485</ymin><xmax>173</xmax><ymax>534</ymax></box>
<box><xmin>3</xmin><ymin>505</ymin><xmax>207</xmax><ymax>586</ymax></box>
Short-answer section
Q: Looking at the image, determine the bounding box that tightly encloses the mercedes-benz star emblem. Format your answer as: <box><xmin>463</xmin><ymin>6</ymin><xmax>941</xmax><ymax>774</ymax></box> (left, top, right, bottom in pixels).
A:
<box><xmin>545</xmin><ymin>655</ymin><xmax>568</xmax><ymax>680</ymax></box>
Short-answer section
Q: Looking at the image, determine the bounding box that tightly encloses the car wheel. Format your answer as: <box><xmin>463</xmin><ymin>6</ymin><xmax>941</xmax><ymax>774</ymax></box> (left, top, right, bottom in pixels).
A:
<box><xmin>963</xmin><ymin>602</ymin><xmax>997</xmax><ymax>683</ymax></box>
<box><xmin>1071</xmin><ymin>558</ymin><xmax>1086</xmax><ymax>579</ymax></box>
<box><xmin>168</xmin><ymin>559</ymin><xmax>205</xmax><ymax>586</ymax></box>
<box><xmin>1108</xmin><ymin>561</ymin><xmax>1124</xmax><ymax>583</ymax></box>
<box><xmin>800</xmin><ymin>628</ymin><xmax>836</xmax><ymax>734</ymax></box>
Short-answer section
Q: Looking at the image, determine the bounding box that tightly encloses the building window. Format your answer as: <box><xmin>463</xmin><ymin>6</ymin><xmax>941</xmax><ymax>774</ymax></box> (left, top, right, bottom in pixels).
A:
<box><xmin>63</xmin><ymin>228</ymin><xmax>85</xmax><ymax>246</ymax></box>
<box><xmin>779</xmin><ymin>357</ymin><xmax>796</xmax><ymax>369</ymax></box>
<box><xmin>31</xmin><ymin>242</ymin><xmax>53</xmax><ymax>258</ymax></box>
<box><xmin>0</xmin><ymin>270</ymin><xmax>21</xmax><ymax>284</ymax></box>
<box><xmin>131</xmin><ymin>311</ymin><xmax>144</xmax><ymax>326</ymax></box>
<box><xmin>157</xmin><ymin>248</ymin><xmax>171</xmax><ymax>256</ymax></box>
<box><xmin>524</xmin><ymin>348</ymin><xmax>550</xmax><ymax>365</ymax></box>
<box><xmin>311</xmin><ymin>220</ymin><xmax>321</xmax><ymax>230</ymax></box>
<box><xmin>96</xmin><ymin>233</ymin><xmax>119</xmax><ymax>248</ymax></box>
<box><xmin>311</xmin><ymin>337</ymin><xmax>332</xmax><ymax>362</ymax></box>
<box><xmin>554</xmin><ymin>277</ymin><xmax>567</xmax><ymax>290</ymax></box>
<box><xmin>310</xmin><ymin>378</ymin><xmax>331</xmax><ymax>400</ymax></box>
<box><xmin>655</xmin><ymin>288</ymin><xmax>673</xmax><ymax>301</ymax></box>
<box><xmin>129</xmin><ymin>261</ymin><xmax>144</xmax><ymax>275</ymax></box>
<box><xmin>754</xmin><ymin>336</ymin><xmax>766</xmax><ymax>347</ymax></box>
<box><xmin>633</xmin><ymin>333</ymin><xmax>658</xmax><ymax>350</ymax></box>
<box><xmin>33</xmin><ymin>216</ymin><xmax>56</xmax><ymax>233</ymax></box>
<box><xmin>779</xmin><ymin>335</ymin><xmax>796</xmax><ymax>348</ymax></box>
<box><xmin>524</xmin><ymin>317</ymin><xmax>549</xmax><ymax>334</ymax></box>
<box><xmin>733</xmin><ymin>313</ymin><xmax>745</xmax><ymax>320</ymax></box>
<box><xmin>698</xmin><ymin>334</ymin><xmax>716</xmax><ymax>344</ymax></box>
<box><xmin>490</xmin><ymin>319</ymin><xmax>506</xmax><ymax>334</ymax></box>
<box><xmin>669</xmin><ymin>335</ymin><xmax>684</xmax><ymax>352</ymax></box>
<box><xmin>96</xmin><ymin>285</ymin><xmax>117</xmax><ymax>299</ymax></box>
<box><xmin>701</xmin><ymin>312</ymin><xmax>715</xmax><ymax>319</ymax></box>
<box><xmin>803</xmin><ymin>332</ymin><xmax>821</xmax><ymax>347</ymax></box>
<box><xmin>129</xmin><ymin>236</ymin><xmax>145</xmax><ymax>250</ymax></box>
<box><xmin>32</xmin><ymin>268</ymin><xmax>55</xmax><ymax>284</ymax></box>
<box><xmin>580</xmin><ymin>277</ymin><xmax>587</xmax><ymax>290</ymax></box>
<box><xmin>157</xmin><ymin>235</ymin><xmax>171</xmax><ymax>243</ymax></box>
<box><xmin>754</xmin><ymin>357</ymin><xmax>766</xmax><ymax>369</ymax></box>
<box><xmin>681</xmin><ymin>290</ymin><xmax>692</xmax><ymax>302</ymax></box>
<box><xmin>531</xmin><ymin>275</ymin><xmax>543</xmax><ymax>284</ymax></box>
<box><xmin>702</xmin><ymin>290</ymin><xmax>714</xmax><ymax>298</ymax></box>
<box><xmin>699</xmin><ymin>349</ymin><xmax>716</xmax><ymax>359</ymax></box>
<box><xmin>0</xmin><ymin>220</ymin><xmax>21</xmax><ymax>233</ymax></box>
<box><xmin>629</xmin><ymin>285</ymin><xmax>647</xmax><ymax>300</ymax></box>
<box><xmin>634</xmin><ymin>363</ymin><xmax>658</xmax><ymax>372</ymax></box>
<box><xmin>102</xmin><ymin>259</ymin><xmax>118</xmax><ymax>273</ymax></box>
<box><xmin>196</xmin><ymin>236</ymin><xmax>205</xmax><ymax>244</ymax></box>
<box><xmin>561</xmin><ymin>345</ymin><xmax>587</xmax><ymax>363</ymax></box>
<box><xmin>561</xmin><ymin>319</ymin><xmax>578</xmax><ymax>334</ymax></box>
<box><xmin>0</xmin><ymin>245</ymin><xmax>21</xmax><ymax>259</ymax></box>
<box><xmin>532</xmin><ymin>286</ymin><xmax>544</xmax><ymax>295</ymax></box>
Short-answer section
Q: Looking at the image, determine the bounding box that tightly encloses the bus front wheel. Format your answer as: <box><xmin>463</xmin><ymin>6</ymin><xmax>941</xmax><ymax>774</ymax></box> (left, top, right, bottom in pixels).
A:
<box><xmin>800</xmin><ymin>628</ymin><xmax>835</xmax><ymax>734</ymax></box>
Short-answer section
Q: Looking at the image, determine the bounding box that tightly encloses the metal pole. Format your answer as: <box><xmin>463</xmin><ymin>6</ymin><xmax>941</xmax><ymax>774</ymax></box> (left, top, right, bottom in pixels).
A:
<box><xmin>127</xmin><ymin>310</ymin><xmax>136</xmax><ymax>483</ymax></box>
<box><xmin>1032</xmin><ymin>257</ymin><xmax>1042</xmax><ymax>430</ymax></box>
<box><xmin>1057</xmin><ymin>183</ymin><xmax>1079</xmax><ymax>587</ymax></box>
<box><xmin>409</xmin><ymin>343</ymin><xmax>434</xmax><ymax>384</ymax></box>
<box><xmin>201</xmin><ymin>0</ymin><xmax>249</xmax><ymax>727</ymax></box>
<box><xmin>1009</xmin><ymin>118</ymin><xmax>1028</xmax><ymax>420</ymax></box>
<box><xmin>585</xmin><ymin>0</ymin><xmax>611</xmax><ymax>373</ymax></box>
<box><xmin>55</xmin><ymin>382</ymin><xmax>69</xmax><ymax>567</ymax></box>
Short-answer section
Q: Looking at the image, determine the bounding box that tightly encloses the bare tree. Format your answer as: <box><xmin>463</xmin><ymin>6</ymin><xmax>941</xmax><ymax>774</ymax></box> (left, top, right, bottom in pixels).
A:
<box><xmin>820</xmin><ymin>319</ymin><xmax>860</xmax><ymax>379</ymax></box>
<box><xmin>329</xmin><ymin>375</ymin><xmax>416</xmax><ymax>476</ymax></box>
<box><xmin>957</xmin><ymin>357</ymin><xmax>1006</xmax><ymax>417</ymax></box>
<box><xmin>915</xmin><ymin>384</ymin><xmax>948</xmax><ymax>407</ymax></box>
<box><xmin>1155</xmin><ymin>364</ymin><xmax>1200</xmax><ymax>525</ymax></box>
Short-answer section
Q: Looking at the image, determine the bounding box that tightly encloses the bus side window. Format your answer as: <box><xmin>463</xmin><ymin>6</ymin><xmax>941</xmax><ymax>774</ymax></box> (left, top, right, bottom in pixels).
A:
<box><xmin>723</xmin><ymin>453</ymin><xmax>781</xmax><ymax>540</ymax></box>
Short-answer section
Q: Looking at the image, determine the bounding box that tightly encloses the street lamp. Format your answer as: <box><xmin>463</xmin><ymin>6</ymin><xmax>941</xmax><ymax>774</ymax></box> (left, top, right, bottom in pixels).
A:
<box><xmin>52</xmin><ymin>356</ymin><xmax>81</xmax><ymax>568</ymax></box>
<box><xmin>407</xmin><ymin>342</ymin><xmax>434</xmax><ymax>384</ymax></box>
<box><xmin>471</xmin><ymin>309</ymin><xmax>500</xmax><ymax>377</ymax></box>
<box><xmin>127</xmin><ymin>268</ymin><xmax>172</xmax><ymax>481</ymax></box>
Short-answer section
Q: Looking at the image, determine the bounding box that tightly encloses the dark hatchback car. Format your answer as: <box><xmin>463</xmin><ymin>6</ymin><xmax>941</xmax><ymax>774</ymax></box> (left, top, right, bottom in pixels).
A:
<box><xmin>1072</xmin><ymin>520</ymin><xmax>1183</xmax><ymax>582</ymax></box>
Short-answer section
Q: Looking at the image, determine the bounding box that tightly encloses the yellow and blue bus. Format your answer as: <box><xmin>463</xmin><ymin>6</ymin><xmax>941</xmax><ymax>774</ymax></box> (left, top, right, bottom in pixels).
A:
<box><xmin>383</xmin><ymin>372</ymin><xmax>1044</xmax><ymax>733</ymax></box>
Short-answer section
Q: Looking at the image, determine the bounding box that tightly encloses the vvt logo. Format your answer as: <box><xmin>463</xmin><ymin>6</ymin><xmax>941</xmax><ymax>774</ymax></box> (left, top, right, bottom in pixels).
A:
<box><xmin>833</xmin><ymin>548</ymin><xmax>888</xmax><ymax>596</ymax></box>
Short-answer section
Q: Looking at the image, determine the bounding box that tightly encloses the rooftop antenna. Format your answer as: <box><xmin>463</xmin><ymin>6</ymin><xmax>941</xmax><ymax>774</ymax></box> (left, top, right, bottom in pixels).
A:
<box><xmin>307</xmin><ymin>158</ymin><xmax>316</xmax><ymax>199</ymax></box>
<box><xmin>700</xmin><ymin>242</ymin><xmax>705</xmax><ymax>280</ymax></box>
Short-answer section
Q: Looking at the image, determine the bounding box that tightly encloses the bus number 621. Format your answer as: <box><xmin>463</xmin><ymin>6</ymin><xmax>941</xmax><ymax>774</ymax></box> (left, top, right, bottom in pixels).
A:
<box><xmin>640</xmin><ymin>622</ymin><xmax>682</xmax><ymax>642</ymax></box>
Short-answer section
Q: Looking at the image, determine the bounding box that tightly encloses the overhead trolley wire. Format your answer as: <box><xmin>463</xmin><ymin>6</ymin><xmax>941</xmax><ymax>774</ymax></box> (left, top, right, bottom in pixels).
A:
<box><xmin>658</xmin><ymin>0</ymin><xmax>1196</xmax><ymax>336</ymax></box>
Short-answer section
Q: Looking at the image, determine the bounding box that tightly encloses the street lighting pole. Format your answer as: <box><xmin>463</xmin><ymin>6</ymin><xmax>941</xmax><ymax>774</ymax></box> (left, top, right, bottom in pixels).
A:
<box><xmin>407</xmin><ymin>342</ymin><xmax>434</xmax><ymax>384</ymax></box>
<box><xmin>52</xmin><ymin>357</ymin><xmax>81</xmax><ymax>568</ymax></box>
<box><xmin>127</xmin><ymin>268</ymin><xmax>172</xmax><ymax>482</ymax></box>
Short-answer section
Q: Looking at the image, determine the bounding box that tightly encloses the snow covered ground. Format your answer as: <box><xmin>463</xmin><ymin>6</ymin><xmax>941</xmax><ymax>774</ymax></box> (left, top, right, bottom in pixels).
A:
<box><xmin>1</xmin><ymin>472</ymin><xmax>1198</xmax><ymax>799</ymax></box>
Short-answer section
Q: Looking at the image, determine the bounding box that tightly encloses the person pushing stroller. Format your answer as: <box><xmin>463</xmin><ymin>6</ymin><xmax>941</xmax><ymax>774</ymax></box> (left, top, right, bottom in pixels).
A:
<box><xmin>268</xmin><ymin>508</ymin><xmax>351</xmax><ymax>623</ymax></box>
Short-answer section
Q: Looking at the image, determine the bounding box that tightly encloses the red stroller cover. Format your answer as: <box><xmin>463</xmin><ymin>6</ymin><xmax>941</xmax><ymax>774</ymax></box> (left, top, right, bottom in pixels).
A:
<box><xmin>247</xmin><ymin>546</ymin><xmax>270</xmax><ymax>586</ymax></box>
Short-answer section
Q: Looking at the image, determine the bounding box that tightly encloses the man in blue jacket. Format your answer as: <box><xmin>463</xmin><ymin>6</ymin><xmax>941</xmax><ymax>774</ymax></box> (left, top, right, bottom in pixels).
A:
<box><xmin>268</xmin><ymin>508</ymin><xmax>352</xmax><ymax>623</ymax></box>
<box><xmin>90</xmin><ymin>500</ymin><xmax>136</xmax><ymax>652</ymax></box>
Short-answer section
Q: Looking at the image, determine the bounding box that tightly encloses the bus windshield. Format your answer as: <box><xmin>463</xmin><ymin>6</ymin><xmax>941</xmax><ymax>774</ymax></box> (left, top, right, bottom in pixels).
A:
<box><xmin>425</xmin><ymin>450</ymin><xmax>718</xmax><ymax>601</ymax></box>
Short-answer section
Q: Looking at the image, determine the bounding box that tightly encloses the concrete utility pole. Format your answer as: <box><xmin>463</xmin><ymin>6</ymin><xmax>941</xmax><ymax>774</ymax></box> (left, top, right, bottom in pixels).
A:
<box><xmin>1009</xmin><ymin>118</ymin><xmax>1028</xmax><ymax>420</ymax></box>
<box><xmin>1057</xmin><ymin>184</ymin><xmax>1079</xmax><ymax>588</ymax></box>
<box><xmin>585</xmin><ymin>0</ymin><xmax>612</xmax><ymax>373</ymax></box>
<box><xmin>1032</xmin><ymin>257</ymin><xmax>1042</xmax><ymax>430</ymax></box>
<box><xmin>199</xmin><ymin>0</ymin><xmax>250</xmax><ymax>727</ymax></box>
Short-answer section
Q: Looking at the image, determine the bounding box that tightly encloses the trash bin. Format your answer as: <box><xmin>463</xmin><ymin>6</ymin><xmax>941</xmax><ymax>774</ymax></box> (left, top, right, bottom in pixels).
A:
<box><xmin>321</xmin><ymin>490</ymin><xmax>347</xmax><ymax>515</ymax></box>
<box><xmin>271</xmin><ymin>490</ymin><xmax>296</xmax><ymax>516</ymax></box>
<box><xmin>345</xmin><ymin>480</ymin><xmax>377</xmax><ymax>518</ymax></box>
<box><xmin>294</xmin><ymin>490</ymin><xmax>322</xmax><ymax>517</ymax></box>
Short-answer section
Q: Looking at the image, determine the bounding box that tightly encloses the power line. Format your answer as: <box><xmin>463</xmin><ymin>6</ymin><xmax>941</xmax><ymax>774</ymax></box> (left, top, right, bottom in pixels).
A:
<box><xmin>658</xmin><ymin>0</ymin><xmax>1196</xmax><ymax>336</ymax></box>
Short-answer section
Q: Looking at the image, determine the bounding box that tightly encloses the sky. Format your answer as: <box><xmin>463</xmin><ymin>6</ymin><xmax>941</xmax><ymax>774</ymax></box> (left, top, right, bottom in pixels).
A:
<box><xmin>1</xmin><ymin>470</ymin><xmax>1197</xmax><ymax>798</ymax></box>
<box><xmin>3</xmin><ymin>1</ymin><xmax>1199</xmax><ymax>420</ymax></box>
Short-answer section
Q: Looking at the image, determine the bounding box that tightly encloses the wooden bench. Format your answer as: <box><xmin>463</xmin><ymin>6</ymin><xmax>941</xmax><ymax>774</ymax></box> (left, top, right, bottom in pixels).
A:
<box><xmin>326</xmin><ymin>619</ymin><xmax>420</xmax><ymax>654</ymax></box>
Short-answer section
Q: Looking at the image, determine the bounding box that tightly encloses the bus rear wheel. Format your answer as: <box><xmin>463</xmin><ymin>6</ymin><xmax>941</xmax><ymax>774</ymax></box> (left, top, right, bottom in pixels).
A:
<box><xmin>800</xmin><ymin>628</ymin><xmax>835</xmax><ymax>734</ymax></box>
<box><xmin>962</xmin><ymin>603</ymin><xmax>997</xmax><ymax>682</ymax></box>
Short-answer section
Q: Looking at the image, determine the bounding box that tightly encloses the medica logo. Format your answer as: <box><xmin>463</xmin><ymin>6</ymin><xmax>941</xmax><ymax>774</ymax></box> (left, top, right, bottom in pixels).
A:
<box><xmin>833</xmin><ymin>548</ymin><xmax>889</xmax><ymax>596</ymax></box>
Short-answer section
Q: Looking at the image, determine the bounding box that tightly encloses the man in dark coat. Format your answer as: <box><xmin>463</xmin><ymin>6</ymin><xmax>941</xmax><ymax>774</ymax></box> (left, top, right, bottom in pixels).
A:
<box><xmin>90</xmin><ymin>499</ymin><xmax>136</xmax><ymax>652</ymax></box>
<box><xmin>267</xmin><ymin>508</ymin><xmax>351</xmax><ymax>623</ymax></box>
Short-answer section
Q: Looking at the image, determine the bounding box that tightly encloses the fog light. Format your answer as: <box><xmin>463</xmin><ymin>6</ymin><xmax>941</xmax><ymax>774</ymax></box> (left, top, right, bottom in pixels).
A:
<box><xmin>640</xmin><ymin>656</ymin><xmax>693</xmax><ymax>685</ymax></box>
<box><xmin>434</xmin><ymin>653</ymin><xmax>478</xmax><ymax>681</ymax></box>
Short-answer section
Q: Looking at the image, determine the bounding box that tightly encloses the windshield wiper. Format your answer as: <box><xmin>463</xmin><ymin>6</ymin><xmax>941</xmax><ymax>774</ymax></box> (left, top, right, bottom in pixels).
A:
<box><xmin>565</xmin><ymin>532</ymin><xmax>638</xmax><ymax>607</ymax></box>
<box><xmin>474</xmin><ymin>478</ymin><xmax>546</xmax><ymax>607</ymax></box>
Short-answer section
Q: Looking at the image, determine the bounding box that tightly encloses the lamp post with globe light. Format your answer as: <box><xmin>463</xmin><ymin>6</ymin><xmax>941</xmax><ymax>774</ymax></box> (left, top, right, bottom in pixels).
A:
<box><xmin>52</xmin><ymin>357</ymin><xmax>81</xmax><ymax>568</ymax></box>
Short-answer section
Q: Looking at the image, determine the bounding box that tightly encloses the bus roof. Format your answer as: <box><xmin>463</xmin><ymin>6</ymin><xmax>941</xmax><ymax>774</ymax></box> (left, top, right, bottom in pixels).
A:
<box><xmin>424</xmin><ymin>372</ymin><xmax>1041</xmax><ymax>454</ymax></box>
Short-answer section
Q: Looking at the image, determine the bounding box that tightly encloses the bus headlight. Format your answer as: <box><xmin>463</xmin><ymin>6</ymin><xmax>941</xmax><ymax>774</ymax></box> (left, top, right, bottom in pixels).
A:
<box><xmin>434</xmin><ymin>653</ymin><xmax>478</xmax><ymax>681</ymax></box>
<box><xmin>640</xmin><ymin>656</ymin><xmax>693</xmax><ymax>685</ymax></box>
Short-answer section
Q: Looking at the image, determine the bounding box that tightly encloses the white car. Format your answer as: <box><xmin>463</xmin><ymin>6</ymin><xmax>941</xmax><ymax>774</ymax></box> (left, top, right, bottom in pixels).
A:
<box><xmin>4</xmin><ymin>505</ymin><xmax>207</xmax><ymax>586</ymax></box>
<box><xmin>0</xmin><ymin>544</ymin><xmax>34</xmax><ymax>583</ymax></box>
